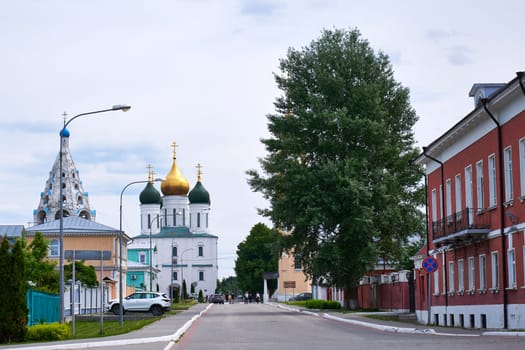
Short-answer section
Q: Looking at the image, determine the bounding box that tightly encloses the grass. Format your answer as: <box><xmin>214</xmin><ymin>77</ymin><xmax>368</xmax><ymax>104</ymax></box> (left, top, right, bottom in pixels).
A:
<box><xmin>69</xmin><ymin>301</ymin><xmax>197</xmax><ymax>340</ymax></box>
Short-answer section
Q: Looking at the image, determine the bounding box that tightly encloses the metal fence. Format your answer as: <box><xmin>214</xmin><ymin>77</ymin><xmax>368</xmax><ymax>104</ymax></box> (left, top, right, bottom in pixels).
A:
<box><xmin>27</xmin><ymin>289</ymin><xmax>60</xmax><ymax>326</ymax></box>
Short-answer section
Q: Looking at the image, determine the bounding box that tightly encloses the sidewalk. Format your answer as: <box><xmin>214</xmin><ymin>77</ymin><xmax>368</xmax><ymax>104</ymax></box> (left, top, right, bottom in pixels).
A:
<box><xmin>272</xmin><ymin>303</ymin><xmax>525</xmax><ymax>337</ymax></box>
<box><xmin>0</xmin><ymin>302</ymin><xmax>211</xmax><ymax>350</ymax></box>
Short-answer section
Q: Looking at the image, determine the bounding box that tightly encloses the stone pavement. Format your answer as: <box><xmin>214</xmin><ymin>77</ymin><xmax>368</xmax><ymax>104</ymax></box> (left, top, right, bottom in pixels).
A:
<box><xmin>2</xmin><ymin>301</ymin><xmax>524</xmax><ymax>349</ymax></box>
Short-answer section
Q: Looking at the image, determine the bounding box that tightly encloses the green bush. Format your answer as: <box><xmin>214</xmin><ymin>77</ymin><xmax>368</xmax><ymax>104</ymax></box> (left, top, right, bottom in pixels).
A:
<box><xmin>198</xmin><ymin>289</ymin><xmax>204</xmax><ymax>303</ymax></box>
<box><xmin>26</xmin><ymin>323</ymin><xmax>71</xmax><ymax>341</ymax></box>
<box><xmin>305</xmin><ymin>299</ymin><xmax>341</xmax><ymax>310</ymax></box>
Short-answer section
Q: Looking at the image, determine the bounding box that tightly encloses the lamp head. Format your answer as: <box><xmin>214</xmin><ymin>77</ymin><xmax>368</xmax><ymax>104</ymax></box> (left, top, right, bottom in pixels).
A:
<box><xmin>112</xmin><ymin>104</ymin><xmax>131</xmax><ymax>112</ymax></box>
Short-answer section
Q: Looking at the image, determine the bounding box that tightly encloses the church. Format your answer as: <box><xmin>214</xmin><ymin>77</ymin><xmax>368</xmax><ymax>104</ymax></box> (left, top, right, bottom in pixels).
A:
<box><xmin>132</xmin><ymin>144</ymin><xmax>218</xmax><ymax>300</ymax></box>
<box><xmin>28</xmin><ymin>123</ymin><xmax>218</xmax><ymax>301</ymax></box>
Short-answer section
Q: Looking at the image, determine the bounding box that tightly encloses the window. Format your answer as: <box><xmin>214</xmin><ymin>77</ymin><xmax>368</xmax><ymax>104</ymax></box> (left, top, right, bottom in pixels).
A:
<box><xmin>508</xmin><ymin>249</ymin><xmax>516</xmax><ymax>288</ymax></box>
<box><xmin>468</xmin><ymin>257</ymin><xmax>475</xmax><ymax>291</ymax></box>
<box><xmin>455</xmin><ymin>174</ymin><xmax>462</xmax><ymax>216</ymax></box>
<box><xmin>448</xmin><ymin>261</ymin><xmax>455</xmax><ymax>292</ymax></box>
<box><xmin>446</xmin><ymin>179</ymin><xmax>452</xmax><ymax>222</ymax></box>
<box><xmin>199</xmin><ymin>271</ymin><xmax>204</xmax><ymax>281</ymax></box>
<box><xmin>488</xmin><ymin>154</ymin><xmax>497</xmax><ymax>207</ymax></box>
<box><xmin>197</xmin><ymin>213</ymin><xmax>201</xmax><ymax>227</ymax></box>
<box><xmin>520</xmin><ymin>138</ymin><xmax>525</xmax><ymax>197</ymax></box>
<box><xmin>147</xmin><ymin>213</ymin><xmax>151</xmax><ymax>229</ymax></box>
<box><xmin>198</xmin><ymin>245</ymin><xmax>204</xmax><ymax>257</ymax></box>
<box><xmin>172</xmin><ymin>246</ymin><xmax>178</xmax><ymax>257</ymax></box>
<box><xmin>173</xmin><ymin>209</ymin><xmax>177</xmax><ymax>226</ymax></box>
<box><xmin>49</xmin><ymin>239</ymin><xmax>59</xmax><ymax>257</ymax></box>
<box><xmin>476</xmin><ymin>161</ymin><xmax>484</xmax><ymax>211</ymax></box>
<box><xmin>294</xmin><ymin>254</ymin><xmax>302</xmax><ymax>270</ymax></box>
<box><xmin>173</xmin><ymin>271</ymin><xmax>178</xmax><ymax>281</ymax></box>
<box><xmin>139</xmin><ymin>252</ymin><xmax>146</xmax><ymax>264</ymax></box>
<box><xmin>504</xmin><ymin>147</ymin><xmax>513</xmax><ymax>202</ymax></box>
<box><xmin>479</xmin><ymin>254</ymin><xmax>486</xmax><ymax>290</ymax></box>
<box><xmin>433</xmin><ymin>268</ymin><xmax>440</xmax><ymax>295</ymax></box>
<box><xmin>458</xmin><ymin>259</ymin><xmax>464</xmax><ymax>292</ymax></box>
<box><xmin>431</xmin><ymin>189</ymin><xmax>438</xmax><ymax>222</ymax></box>
<box><xmin>491</xmin><ymin>252</ymin><xmax>499</xmax><ymax>289</ymax></box>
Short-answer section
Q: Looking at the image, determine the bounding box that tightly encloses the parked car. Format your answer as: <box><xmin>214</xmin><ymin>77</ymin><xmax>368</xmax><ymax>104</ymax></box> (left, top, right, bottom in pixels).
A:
<box><xmin>209</xmin><ymin>294</ymin><xmax>224</xmax><ymax>304</ymax></box>
<box><xmin>289</xmin><ymin>292</ymin><xmax>312</xmax><ymax>301</ymax></box>
<box><xmin>106</xmin><ymin>292</ymin><xmax>171</xmax><ymax>316</ymax></box>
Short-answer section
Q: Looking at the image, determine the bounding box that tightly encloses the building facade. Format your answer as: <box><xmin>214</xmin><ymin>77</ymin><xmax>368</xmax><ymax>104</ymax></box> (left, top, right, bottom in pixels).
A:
<box><xmin>414</xmin><ymin>72</ymin><xmax>525</xmax><ymax>329</ymax></box>
<box><xmin>131</xmin><ymin>145</ymin><xmax>218</xmax><ymax>299</ymax></box>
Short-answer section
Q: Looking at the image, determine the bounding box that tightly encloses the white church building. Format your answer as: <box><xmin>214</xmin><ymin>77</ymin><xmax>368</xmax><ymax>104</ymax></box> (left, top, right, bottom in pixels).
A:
<box><xmin>132</xmin><ymin>145</ymin><xmax>218</xmax><ymax>300</ymax></box>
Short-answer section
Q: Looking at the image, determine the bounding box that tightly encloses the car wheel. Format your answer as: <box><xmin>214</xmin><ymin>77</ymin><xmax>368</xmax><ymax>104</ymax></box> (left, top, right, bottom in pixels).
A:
<box><xmin>151</xmin><ymin>305</ymin><xmax>163</xmax><ymax>316</ymax></box>
<box><xmin>111</xmin><ymin>304</ymin><xmax>120</xmax><ymax>315</ymax></box>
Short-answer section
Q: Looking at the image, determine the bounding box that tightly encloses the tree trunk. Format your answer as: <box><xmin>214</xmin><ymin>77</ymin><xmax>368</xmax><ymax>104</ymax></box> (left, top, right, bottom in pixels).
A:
<box><xmin>344</xmin><ymin>285</ymin><xmax>358</xmax><ymax>310</ymax></box>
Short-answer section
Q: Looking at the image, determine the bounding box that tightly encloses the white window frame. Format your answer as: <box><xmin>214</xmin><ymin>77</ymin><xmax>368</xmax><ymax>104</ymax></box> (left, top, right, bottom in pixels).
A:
<box><xmin>479</xmin><ymin>254</ymin><xmax>487</xmax><ymax>290</ymax></box>
<box><xmin>431</xmin><ymin>189</ymin><xmax>437</xmax><ymax>222</ymax></box>
<box><xmin>519</xmin><ymin>138</ymin><xmax>525</xmax><ymax>197</ymax></box>
<box><xmin>491</xmin><ymin>251</ymin><xmax>499</xmax><ymax>290</ymax></box>
<box><xmin>458</xmin><ymin>259</ymin><xmax>464</xmax><ymax>292</ymax></box>
<box><xmin>476</xmin><ymin>161</ymin><xmax>484</xmax><ymax>211</ymax></box>
<box><xmin>455</xmin><ymin>174</ymin><xmax>462</xmax><ymax>216</ymax></box>
<box><xmin>504</xmin><ymin>147</ymin><xmax>513</xmax><ymax>203</ymax></box>
<box><xmin>448</xmin><ymin>261</ymin><xmax>455</xmax><ymax>293</ymax></box>
<box><xmin>433</xmin><ymin>268</ymin><xmax>440</xmax><ymax>295</ymax></box>
<box><xmin>488</xmin><ymin>154</ymin><xmax>497</xmax><ymax>208</ymax></box>
<box><xmin>446</xmin><ymin>179</ymin><xmax>452</xmax><ymax>222</ymax></box>
<box><xmin>139</xmin><ymin>252</ymin><xmax>146</xmax><ymax>264</ymax></box>
<box><xmin>49</xmin><ymin>239</ymin><xmax>59</xmax><ymax>257</ymax></box>
<box><xmin>468</xmin><ymin>256</ymin><xmax>475</xmax><ymax>291</ymax></box>
<box><xmin>508</xmin><ymin>248</ymin><xmax>516</xmax><ymax>289</ymax></box>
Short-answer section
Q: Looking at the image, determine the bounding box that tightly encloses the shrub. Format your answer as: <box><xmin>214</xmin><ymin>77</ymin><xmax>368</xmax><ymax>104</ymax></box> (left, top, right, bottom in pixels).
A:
<box><xmin>26</xmin><ymin>323</ymin><xmax>71</xmax><ymax>341</ymax></box>
<box><xmin>305</xmin><ymin>299</ymin><xmax>341</xmax><ymax>310</ymax></box>
<box><xmin>198</xmin><ymin>289</ymin><xmax>204</xmax><ymax>303</ymax></box>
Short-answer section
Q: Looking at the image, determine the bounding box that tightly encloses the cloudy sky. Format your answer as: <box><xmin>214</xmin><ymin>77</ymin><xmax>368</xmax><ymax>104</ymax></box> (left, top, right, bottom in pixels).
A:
<box><xmin>1</xmin><ymin>0</ymin><xmax>524</xmax><ymax>278</ymax></box>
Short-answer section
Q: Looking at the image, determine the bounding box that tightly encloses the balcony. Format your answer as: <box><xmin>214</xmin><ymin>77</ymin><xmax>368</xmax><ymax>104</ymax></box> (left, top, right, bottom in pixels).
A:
<box><xmin>432</xmin><ymin>208</ymin><xmax>491</xmax><ymax>246</ymax></box>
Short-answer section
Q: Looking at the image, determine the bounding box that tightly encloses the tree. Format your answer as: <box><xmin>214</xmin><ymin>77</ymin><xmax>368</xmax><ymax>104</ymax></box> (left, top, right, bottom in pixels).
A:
<box><xmin>247</xmin><ymin>28</ymin><xmax>424</xmax><ymax>308</ymax></box>
<box><xmin>23</xmin><ymin>232</ymin><xmax>59</xmax><ymax>293</ymax></box>
<box><xmin>0</xmin><ymin>237</ymin><xmax>28</xmax><ymax>343</ymax></box>
<box><xmin>64</xmin><ymin>260</ymin><xmax>98</xmax><ymax>288</ymax></box>
<box><xmin>235</xmin><ymin>223</ymin><xmax>279</xmax><ymax>296</ymax></box>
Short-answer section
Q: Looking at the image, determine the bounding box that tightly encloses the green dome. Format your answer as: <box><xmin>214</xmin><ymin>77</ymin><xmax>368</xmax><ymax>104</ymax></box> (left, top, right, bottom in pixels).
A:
<box><xmin>139</xmin><ymin>182</ymin><xmax>162</xmax><ymax>205</ymax></box>
<box><xmin>188</xmin><ymin>181</ymin><xmax>210</xmax><ymax>204</ymax></box>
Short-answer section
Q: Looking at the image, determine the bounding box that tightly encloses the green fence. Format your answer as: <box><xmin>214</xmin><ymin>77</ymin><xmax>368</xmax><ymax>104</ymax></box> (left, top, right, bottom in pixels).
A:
<box><xmin>27</xmin><ymin>289</ymin><xmax>60</xmax><ymax>325</ymax></box>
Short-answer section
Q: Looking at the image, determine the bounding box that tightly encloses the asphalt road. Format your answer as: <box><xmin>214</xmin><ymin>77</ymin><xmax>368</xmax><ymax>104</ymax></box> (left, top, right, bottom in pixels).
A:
<box><xmin>172</xmin><ymin>303</ymin><xmax>525</xmax><ymax>350</ymax></box>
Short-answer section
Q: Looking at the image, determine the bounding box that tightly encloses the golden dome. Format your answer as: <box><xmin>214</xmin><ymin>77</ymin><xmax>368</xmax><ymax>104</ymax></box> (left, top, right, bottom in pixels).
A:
<box><xmin>161</xmin><ymin>142</ymin><xmax>190</xmax><ymax>196</ymax></box>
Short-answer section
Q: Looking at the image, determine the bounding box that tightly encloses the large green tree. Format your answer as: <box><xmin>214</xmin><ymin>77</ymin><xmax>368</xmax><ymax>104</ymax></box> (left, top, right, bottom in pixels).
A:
<box><xmin>235</xmin><ymin>223</ymin><xmax>279</xmax><ymax>296</ymax></box>
<box><xmin>0</xmin><ymin>237</ymin><xmax>28</xmax><ymax>343</ymax></box>
<box><xmin>247</xmin><ymin>28</ymin><xmax>424</xmax><ymax>307</ymax></box>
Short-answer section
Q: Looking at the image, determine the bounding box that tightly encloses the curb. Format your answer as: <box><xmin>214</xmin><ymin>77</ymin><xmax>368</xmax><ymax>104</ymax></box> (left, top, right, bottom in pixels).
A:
<box><xmin>272</xmin><ymin>303</ymin><xmax>525</xmax><ymax>337</ymax></box>
<box><xmin>5</xmin><ymin>304</ymin><xmax>213</xmax><ymax>350</ymax></box>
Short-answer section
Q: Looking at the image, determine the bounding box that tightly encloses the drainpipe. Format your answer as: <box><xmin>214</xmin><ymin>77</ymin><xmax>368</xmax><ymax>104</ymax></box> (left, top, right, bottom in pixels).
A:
<box><xmin>422</xmin><ymin>147</ymin><xmax>448</xmax><ymax>321</ymax></box>
<box><xmin>480</xmin><ymin>98</ymin><xmax>508</xmax><ymax>329</ymax></box>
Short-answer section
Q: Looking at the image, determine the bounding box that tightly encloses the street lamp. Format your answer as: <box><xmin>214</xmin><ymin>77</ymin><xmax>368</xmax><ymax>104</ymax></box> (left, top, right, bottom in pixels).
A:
<box><xmin>118</xmin><ymin>178</ymin><xmax>163</xmax><ymax>326</ymax></box>
<box><xmin>58</xmin><ymin>104</ymin><xmax>130</xmax><ymax>323</ymax></box>
<box><xmin>148</xmin><ymin>214</ymin><xmax>161</xmax><ymax>291</ymax></box>
<box><xmin>180</xmin><ymin>248</ymin><xmax>193</xmax><ymax>303</ymax></box>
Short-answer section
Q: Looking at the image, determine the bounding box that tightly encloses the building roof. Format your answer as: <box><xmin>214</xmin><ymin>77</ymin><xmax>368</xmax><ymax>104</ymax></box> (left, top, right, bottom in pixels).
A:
<box><xmin>25</xmin><ymin>216</ymin><xmax>122</xmax><ymax>236</ymax></box>
<box><xmin>0</xmin><ymin>225</ymin><xmax>24</xmax><ymax>237</ymax></box>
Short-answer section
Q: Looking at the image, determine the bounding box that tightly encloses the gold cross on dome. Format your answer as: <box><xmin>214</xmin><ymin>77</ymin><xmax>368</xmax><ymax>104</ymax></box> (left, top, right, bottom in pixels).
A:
<box><xmin>171</xmin><ymin>141</ymin><xmax>178</xmax><ymax>159</ymax></box>
<box><xmin>146</xmin><ymin>164</ymin><xmax>153</xmax><ymax>182</ymax></box>
<box><xmin>196</xmin><ymin>163</ymin><xmax>203</xmax><ymax>181</ymax></box>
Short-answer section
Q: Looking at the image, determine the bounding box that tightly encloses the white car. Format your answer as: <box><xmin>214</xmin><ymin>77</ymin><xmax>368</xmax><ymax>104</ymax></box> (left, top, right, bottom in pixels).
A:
<box><xmin>106</xmin><ymin>292</ymin><xmax>171</xmax><ymax>316</ymax></box>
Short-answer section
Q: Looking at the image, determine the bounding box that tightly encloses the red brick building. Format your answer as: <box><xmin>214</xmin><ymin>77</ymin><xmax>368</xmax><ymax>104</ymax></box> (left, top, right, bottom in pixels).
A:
<box><xmin>414</xmin><ymin>72</ymin><xmax>525</xmax><ymax>329</ymax></box>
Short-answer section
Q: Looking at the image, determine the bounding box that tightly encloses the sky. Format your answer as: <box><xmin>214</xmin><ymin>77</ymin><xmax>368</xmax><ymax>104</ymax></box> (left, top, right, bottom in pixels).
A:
<box><xmin>1</xmin><ymin>0</ymin><xmax>524</xmax><ymax>279</ymax></box>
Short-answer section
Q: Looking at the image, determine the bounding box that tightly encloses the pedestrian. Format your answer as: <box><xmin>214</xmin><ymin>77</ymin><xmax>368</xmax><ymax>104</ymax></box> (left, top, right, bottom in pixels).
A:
<box><xmin>255</xmin><ymin>292</ymin><xmax>260</xmax><ymax>303</ymax></box>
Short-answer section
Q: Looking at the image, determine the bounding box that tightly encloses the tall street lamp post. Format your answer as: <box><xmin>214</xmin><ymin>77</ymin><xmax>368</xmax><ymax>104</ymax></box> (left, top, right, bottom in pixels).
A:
<box><xmin>148</xmin><ymin>214</ymin><xmax>160</xmax><ymax>291</ymax></box>
<box><xmin>180</xmin><ymin>248</ymin><xmax>193</xmax><ymax>303</ymax></box>
<box><xmin>59</xmin><ymin>104</ymin><xmax>130</xmax><ymax>323</ymax></box>
<box><xmin>119</xmin><ymin>178</ymin><xmax>163</xmax><ymax>326</ymax></box>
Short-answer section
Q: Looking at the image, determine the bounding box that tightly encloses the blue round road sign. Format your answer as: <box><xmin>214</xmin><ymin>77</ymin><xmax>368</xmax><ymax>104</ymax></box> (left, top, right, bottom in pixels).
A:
<box><xmin>422</xmin><ymin>256</ymin><xmax>438</xmax><ymax>273</ymax></box>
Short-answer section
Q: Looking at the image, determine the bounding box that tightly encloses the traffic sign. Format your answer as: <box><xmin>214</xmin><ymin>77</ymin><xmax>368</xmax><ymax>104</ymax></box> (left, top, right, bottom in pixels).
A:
<box><xmin>422</xmin><ymin>256</ymin><xmax>439</xmax><ymax>273</ymax></box>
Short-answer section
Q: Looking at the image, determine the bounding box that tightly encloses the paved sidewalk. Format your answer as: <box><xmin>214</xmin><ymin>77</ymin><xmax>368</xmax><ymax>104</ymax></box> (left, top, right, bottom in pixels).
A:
<box><xmin>272</xmin><ymin>303</ymin><xmax>525</xmax><ymax>337</ymax></box>
<box><xmin>0</xmin><ymin>302</ymin><xmax>211</xmax><ymax>350</ymax></box>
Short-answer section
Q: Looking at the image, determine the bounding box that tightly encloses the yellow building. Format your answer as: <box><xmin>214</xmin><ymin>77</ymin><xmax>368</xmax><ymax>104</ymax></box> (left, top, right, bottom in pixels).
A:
<box><xmin>277</xmin><ymin>250</ymin><xmax>312</xmax><ymax>301</ymax></box>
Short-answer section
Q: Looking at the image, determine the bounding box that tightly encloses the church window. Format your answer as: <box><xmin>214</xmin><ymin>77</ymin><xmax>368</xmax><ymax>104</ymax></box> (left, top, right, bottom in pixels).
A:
<box><xmin>294</xmin><ymin>254</ymin><xmax>302</xmax><ymax>270</ymax></box>
<box><xmin>199</xmin><ymin>271</ymin><xmax>204</xmax><ymax>281</ymax></box>
<box><xmin>197</xmin><ymin>213</ymin><xmax>201</xmax><ymax>227</ymax></box>
<box><xmin>62</xmin><ymin>182</ymin><xmax>66</xmax><ymax>189</ymax></box>
<box><xmin>49</xmin><ymin>183</ymin><xmax>52</xmax><ymax>190</ymax></box>
<box><xmin>172</xmin><ymin>246</ymin><xmax>178</xmax><ymax>257</ymax></box>
<box><xmin>198</xmin><ymin>245</ymin><xmax>203</xmax><ymax>257</ymax></box>
<box><xmin>173</xmin><ymin>271</ymin><xmax>178</xmax><ymax>281</ymax></box>
<box><xmin>78</xmin><ymin>196</ymin><xmax>83</xmax><ymax>204</ymax></box>
<box><xmin>74</xmin><ymin>184</ymin><xmax>79</xmax><ymax>190</ymax></box>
